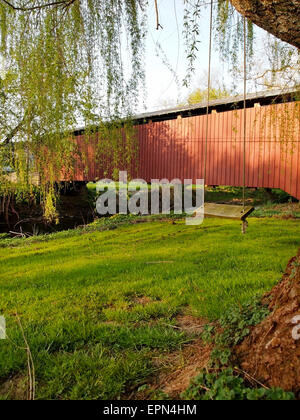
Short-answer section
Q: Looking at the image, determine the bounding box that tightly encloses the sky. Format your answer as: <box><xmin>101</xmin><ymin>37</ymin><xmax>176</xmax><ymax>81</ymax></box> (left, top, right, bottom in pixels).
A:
<box><xmin>144</xmin><ymin>0</ymin><xmax>215</xmax><ymax>111</ymax></box>
<box><xmin>141</xmin><ymin>0</ymin><xmax>286</xmax><ymax>113</ymax></box>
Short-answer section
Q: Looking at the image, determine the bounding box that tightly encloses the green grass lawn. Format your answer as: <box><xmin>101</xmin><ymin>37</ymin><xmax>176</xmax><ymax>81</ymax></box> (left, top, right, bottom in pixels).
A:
<box><xmin>0</xmin><ymin>216</ymin><xmax>299</xmax><ymax>399</ymax></box>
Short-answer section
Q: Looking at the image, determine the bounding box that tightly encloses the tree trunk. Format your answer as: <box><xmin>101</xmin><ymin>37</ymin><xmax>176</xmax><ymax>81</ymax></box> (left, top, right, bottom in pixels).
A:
<box><xmin>230</xmin><ymin>0</ymin><xmax>300</xmax><ymax>49</ymax></box>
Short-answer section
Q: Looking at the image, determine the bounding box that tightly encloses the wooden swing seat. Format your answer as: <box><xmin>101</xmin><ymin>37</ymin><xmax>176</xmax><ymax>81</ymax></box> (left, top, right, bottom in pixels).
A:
<box><xmin>203</xmin><ymin>203</ymin><xmax>254</xmax><ymax>221</ymax></box>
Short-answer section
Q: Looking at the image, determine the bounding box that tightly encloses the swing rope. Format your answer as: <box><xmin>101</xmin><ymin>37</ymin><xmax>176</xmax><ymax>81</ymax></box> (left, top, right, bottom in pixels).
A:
<box><xmin>242</xmin><ymin>16</ymin><xmax>248</xmax><ymax>234</ymax></box>
<box><xmin>203</xmin><ymin>0</ymin><xmax>213</xmax><ymax>193</ymax></box>
<box><xmin>243</xmin><ymin>16</ymin><xmax>247</xmax><ymax>213</ymax></box>
<box><xmin>204</xmin><ymin>4</ymin><xmax>250</xmax><ymax>233</ymax></box>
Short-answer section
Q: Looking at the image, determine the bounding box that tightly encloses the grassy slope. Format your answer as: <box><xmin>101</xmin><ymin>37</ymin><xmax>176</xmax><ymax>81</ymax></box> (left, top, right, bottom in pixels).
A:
<box><xmin>0</xmin><ymin>217</ymin><xmax>299</xmax><ymax>399</ymax></box>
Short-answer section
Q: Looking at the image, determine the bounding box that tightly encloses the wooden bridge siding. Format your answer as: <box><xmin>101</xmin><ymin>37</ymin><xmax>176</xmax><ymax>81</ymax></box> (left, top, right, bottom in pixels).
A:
<box><xmin>136</xmin><ymin>102</ymin><xmax>300</xmax><ymax>199</ymax></box>
<box><xmin>72</xmin><ymin>102</ymin><xmax>300</xmax><ymax>200</ymax></box>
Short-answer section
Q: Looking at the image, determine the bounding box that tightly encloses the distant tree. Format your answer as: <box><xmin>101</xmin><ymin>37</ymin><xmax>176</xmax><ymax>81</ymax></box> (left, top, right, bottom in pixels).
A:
<box><xmin>187</xmin><ymin>87</ymin><xmax>230</xmax><ymax>105</ymax></box>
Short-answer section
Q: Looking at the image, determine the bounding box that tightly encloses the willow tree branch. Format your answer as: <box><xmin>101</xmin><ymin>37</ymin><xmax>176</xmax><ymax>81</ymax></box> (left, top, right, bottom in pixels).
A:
<box><xmin>1</xmin><ymin>0</ymin><xmax>77</xmax><ymax>12</ymax></box>
<box><xmin>2</xmin><ymin>112</ymin><xmax>29</xmax><ymax>145</ymax></box>
<box><xmin>253</xmin><ymin>65</ymin><xmax>299</xmax><ymax>81</ymax></box>
<box><xmin>3</xmin><ymin>121</ymin><xmax>23</xmax><ymax>144</ymax></box>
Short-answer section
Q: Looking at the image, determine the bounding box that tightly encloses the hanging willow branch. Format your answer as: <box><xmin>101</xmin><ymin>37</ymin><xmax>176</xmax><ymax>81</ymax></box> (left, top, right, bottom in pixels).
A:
<box><xmin>0</xmin><ymin>0</ymin><xmax>148</xmax><ymax>221</ymax></box>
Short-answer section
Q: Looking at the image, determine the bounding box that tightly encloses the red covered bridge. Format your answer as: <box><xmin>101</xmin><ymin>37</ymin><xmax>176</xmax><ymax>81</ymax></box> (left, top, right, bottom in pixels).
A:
<box><xmin>71</xmin><ymin>89</ymin><xmax>300</xmax><ymax>200</ymax></box>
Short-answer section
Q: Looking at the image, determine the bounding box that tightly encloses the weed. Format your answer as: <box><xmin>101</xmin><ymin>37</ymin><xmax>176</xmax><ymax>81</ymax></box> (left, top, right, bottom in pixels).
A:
<box><xmin>202</xmin><ymin>297</ymin><xmax>270</xmax><ymax>367</ymax></box>
<box><xmin>182</xmin><ymin>369</ymin><xmax>295</xmax><ymax>400</ymax></box>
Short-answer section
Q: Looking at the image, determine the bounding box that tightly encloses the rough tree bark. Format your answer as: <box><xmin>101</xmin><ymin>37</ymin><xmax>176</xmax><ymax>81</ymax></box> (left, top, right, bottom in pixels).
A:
<box><xmin>230</xmin><ymin>0</ymin><xmax>300</xmax><ymax>49</ymax></box>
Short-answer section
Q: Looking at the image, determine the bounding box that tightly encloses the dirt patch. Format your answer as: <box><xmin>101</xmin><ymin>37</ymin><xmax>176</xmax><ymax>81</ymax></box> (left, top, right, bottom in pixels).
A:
<box><xmin>131</xmin><ymin>296</ymin><xmax>154</xmax><ymax>306</ymax></box>
<box><xmin>176</xmin><ymin>315</ymin><xmax>208</xmax><ymax>335</ymax></box>
<box><xmin>0</xmin><ymin>373</ymin><xmax>28</xmax><ymax>400</ymax></box>
<box><xmin>153</xmin><ymin>339</ymin><xmax>212</xmax><ymax>398</ymax></box>
<box><xmin>129</xmin><ymin>315</ymin><xmax>212</xmax><ymax>400</ymax></box>
<box><xmin>235</xmin><ymin>250</ymin><xmax>300</xmax><ymax>397</ymax></box>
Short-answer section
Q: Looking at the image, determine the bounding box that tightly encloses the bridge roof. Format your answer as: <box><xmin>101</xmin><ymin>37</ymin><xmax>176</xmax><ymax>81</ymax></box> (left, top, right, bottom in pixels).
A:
<box><xmin>134</xmin><ymin>88</ymin><xmax>298</xmax><ymax>123</ymax></box>
<box><xmin>73</xmin><ymin>88</ymin><xmax>298</xmax><ymax>134</ymax></box>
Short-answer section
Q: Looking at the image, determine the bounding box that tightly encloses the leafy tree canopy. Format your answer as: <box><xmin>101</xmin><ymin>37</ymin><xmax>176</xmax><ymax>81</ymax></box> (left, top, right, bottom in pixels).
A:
<box><xmin>187</xmin><ymin>87</ymin><xmax>230</xmax><ymax>105</ymax></box>
<box><xmin>0</xmin><ymin>0</ymin><xmax>298</xmax><ymax>221</ymax></box>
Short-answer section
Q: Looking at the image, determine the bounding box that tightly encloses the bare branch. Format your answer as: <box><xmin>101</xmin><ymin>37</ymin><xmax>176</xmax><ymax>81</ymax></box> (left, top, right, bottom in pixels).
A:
<box><xmin>154</xmin><ymin>0</ymin><xmax>163</xmax><ymax>30</ymax></box>
<box><xmin>253</xmin><ymin>65</ymin><xmax>299</xmax><ymax>81</ymax></box>
<box><xmin>15</xmin><ymin>313</ymin><xmax>36</xmax><ymax>401</ymax></box>
<box><xmin>3</xmin><ymin>117</ymin><xmax>25</xmax><ymax>145</ymax></box>
<box><xmin>0</xmin><ymin>0</ymin><xmax>77</xmax><ymax>12</ymax></box>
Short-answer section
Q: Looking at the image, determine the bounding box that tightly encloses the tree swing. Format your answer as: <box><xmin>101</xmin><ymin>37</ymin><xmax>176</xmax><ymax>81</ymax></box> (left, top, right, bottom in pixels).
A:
<box><xmin>202</xmin><ymin>1</ymin><xmax>254</xmax><ymax>233</ymax></box>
